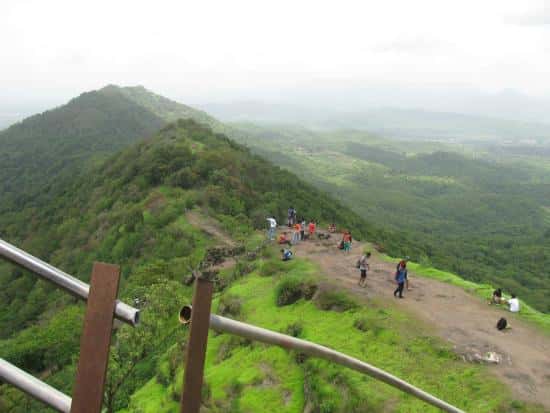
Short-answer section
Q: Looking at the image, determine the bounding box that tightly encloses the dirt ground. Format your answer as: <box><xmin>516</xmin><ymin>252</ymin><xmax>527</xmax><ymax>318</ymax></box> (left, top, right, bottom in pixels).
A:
<box><xmin>289</xmin><ymin>234</ymin><xmax>550</xmax><ymax>409</ymax></box>
<box><xmin>186</xmin><ymin>211</ymin><xmax>237</xmax><ymax>247</ymax></box>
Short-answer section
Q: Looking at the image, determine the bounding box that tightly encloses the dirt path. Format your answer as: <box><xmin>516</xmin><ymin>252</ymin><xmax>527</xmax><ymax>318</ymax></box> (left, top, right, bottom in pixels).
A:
<box><xmin>292</xmin><ymin>235</ymin><xmax>550</xmax><ymax>409</ymax></box>
<box><xmin>186</xmin><ymin>211</ymin><xmax>237</xmax><ymax>247</ymax></box>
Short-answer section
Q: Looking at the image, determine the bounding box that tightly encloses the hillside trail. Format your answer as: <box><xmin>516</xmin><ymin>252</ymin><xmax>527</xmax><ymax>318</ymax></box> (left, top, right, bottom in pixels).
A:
<box><xmin>186</xmin><ymin>211</ymin><xmax>237</xmax><ymax>247</ymax></box>
<box><xmin>287</xmin><ymin>232</ymin><xmax>550</xmax><ymax>409</ymax></box>
<box><xmin>186</xmin><ymin>211</ymin><xmax>239</xmax><ymax>272</ymax></box>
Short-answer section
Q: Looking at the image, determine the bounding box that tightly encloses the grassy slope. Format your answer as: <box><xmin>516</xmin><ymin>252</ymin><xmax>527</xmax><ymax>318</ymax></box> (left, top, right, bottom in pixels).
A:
<box><xmin>122</xmin><ymin>250</ymin><xmax>546</xmax><ymax>413</ymax></box>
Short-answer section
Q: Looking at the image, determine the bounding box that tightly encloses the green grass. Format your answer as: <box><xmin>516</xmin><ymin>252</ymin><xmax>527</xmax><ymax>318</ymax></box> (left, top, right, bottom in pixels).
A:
<box><xmin>122</xmin><ymin>378</ymin><xmax>178</xmax><ymax>413</ymax></box>
<box><xmin>122</xmin><ymin>253</ymin><xmax>545</xmax><ymax>412</ymax></box>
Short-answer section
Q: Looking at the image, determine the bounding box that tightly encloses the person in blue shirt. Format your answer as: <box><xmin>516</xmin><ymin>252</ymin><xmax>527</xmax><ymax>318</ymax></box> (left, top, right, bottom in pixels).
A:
<box><xmin>281</xmin><ymin>248</ymin><xmax>293</xmax><ymax>261</ymax></box>
<box><xmin>393</xmin><ymin>260</ymin><xmax>407</xmax><ymax>298</ymax></box>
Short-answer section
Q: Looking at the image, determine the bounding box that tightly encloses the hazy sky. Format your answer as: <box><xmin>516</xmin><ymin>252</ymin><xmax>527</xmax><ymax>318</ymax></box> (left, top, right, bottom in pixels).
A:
<box><xmin>2</xmin><ymin>0</ymin><xmax>550</xmax><ymax>106</ymax></box>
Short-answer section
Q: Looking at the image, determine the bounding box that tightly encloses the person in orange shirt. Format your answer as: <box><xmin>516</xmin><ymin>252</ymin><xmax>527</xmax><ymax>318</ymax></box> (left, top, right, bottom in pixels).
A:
<box><xmin>308</xmin><ymin>220</ymin><xmax>316</xmax><ymax>239</ymax></box>
<box><xmin>278</xmin><ymin>232</ymin><xmax>291</xmax><ymax>245</ymax></box>
<box><xmin>292</xmin><ymin>222</ymin><xmax>301</xmax><ymax>245</ymax></box>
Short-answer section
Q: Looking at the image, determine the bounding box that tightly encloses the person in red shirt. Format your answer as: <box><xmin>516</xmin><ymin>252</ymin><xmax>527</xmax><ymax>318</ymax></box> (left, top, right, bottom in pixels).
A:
<box><xmin>342</xmin><ymin>231</ymin><xmax>352</xmax><ymax>253</ymax></box>
<box><xmin>308</xmin><ymin>220</ymin><xmax>316</xmax><ymax>239</ymax></box>
<box><xmin>278</xmin><ymin>232</ymin><xmax>291</xmax><ymax>245</ymax></box>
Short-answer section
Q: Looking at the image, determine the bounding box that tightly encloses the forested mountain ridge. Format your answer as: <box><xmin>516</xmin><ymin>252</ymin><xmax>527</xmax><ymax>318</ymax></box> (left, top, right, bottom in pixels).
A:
<box><xmin>0</xmin><ymin>119</ymin><xmax>375</xmax><ymax>412</ymax></box>
<box><xmin>0</xmin><ymin>85</ymin><xmax>218</xmax><ymax>213</ymax></box>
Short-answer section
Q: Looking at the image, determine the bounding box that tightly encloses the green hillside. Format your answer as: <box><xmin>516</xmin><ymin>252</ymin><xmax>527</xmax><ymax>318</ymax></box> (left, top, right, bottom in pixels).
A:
<box><xmin>0</xmin><ymin>85</ymin><xmax>217</xmax><ymax>213</ymax></box>
<box><xmin>0</xmin><ymin>118</ymin><xmax>378</xmax><ymax>411</ymax></box>
<box><xmin>118</xmin><ymin>252</ymin><xmax>546</xmax><ymax>413</ymax></box>
<box><xmin>228</xmin><ymin>124</ymin><xmax>550</xmax><ymax>312</ymax></box>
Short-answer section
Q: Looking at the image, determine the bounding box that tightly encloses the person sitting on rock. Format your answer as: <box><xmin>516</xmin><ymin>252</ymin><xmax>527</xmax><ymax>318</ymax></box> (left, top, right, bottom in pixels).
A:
<box><xmin>278</xmin><ymin>232</ymin><xmax>291</xmax><ymax>245</ymax></box>
<box><xmin>490</xmin><ymin>288</ymin><xmax>503</xmax><ymax>305</ymax></box>
<box><xmin>281</xmin><ymin>248</ymin><xmax>293</xmax><ymax>262</ymax></box>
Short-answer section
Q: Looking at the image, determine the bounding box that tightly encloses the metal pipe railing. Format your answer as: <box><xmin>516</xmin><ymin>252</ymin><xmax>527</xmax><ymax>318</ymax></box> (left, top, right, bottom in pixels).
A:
<box><xmin>0</xmin><ymin>238</ymin><xmax>139</xmax><ymax>326</ymax></box>
<box><xmin>179</xmin><ymin>306</ymin><xmax>465</xmax><ymax>413</ymax></box>
<box><xmin>0</xmin><ymin>358</ymin><xmax>72</xmax><ymax>413</ymax></box>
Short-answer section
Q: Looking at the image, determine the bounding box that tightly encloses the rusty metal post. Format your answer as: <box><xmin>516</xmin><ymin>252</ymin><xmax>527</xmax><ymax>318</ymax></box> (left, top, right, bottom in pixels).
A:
<box><xmin>180</xmin><ymin>278</ymin><xmax>214</xmax><ymax>413</ymax></box>
<box><xmin>71</xmin><ymin>262</ymin><xmax>121</xmax><ymax>413</ymax></box>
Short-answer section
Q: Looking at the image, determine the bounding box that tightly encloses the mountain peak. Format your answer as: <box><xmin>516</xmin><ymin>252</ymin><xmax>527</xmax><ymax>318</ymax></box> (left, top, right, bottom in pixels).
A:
<box><xmin>0</xmin><ymin>86</ymin><xmax>219</xmax><ymax>212</ymax></box>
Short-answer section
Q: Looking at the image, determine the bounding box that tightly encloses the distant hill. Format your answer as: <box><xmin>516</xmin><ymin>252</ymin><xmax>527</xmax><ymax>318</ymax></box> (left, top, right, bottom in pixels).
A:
<box><xmin>199</xmin><ymin>102</ymin><xmax>550</xmax><ymax>143</ymax></box>
<box><xmin>0</xmin><ymin>85</ymin><xmax>218</xmax><ymax>212</ymax></box>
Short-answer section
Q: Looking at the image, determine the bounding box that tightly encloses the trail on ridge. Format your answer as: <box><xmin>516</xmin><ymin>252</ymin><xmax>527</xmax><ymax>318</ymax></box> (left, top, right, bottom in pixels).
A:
<box><xmin>190</xmin><ymin>215</ymin><xmax>550</xmax><ymax>408</ymax></box>
<box><xmin>292</xmin><ymin>234</ymin><xmax>550</xmax><ymax>409</ymax></box>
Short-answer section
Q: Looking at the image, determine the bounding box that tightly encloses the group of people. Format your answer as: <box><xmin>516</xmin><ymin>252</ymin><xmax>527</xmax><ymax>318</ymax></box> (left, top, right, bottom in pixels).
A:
<box><xmin>277</xmin><ymin>219</ymin><xmax>317</xmax><ymax>245</ymax></box>
<box><xmin>490</xmin><ymin>288</ymin><xmax>520</xmax><ymax>313</ymax></box>
<box><xmin>270</xmin><ymin>212</ymin><xmax>522</xmax><ymax>323</ymax></box>
<box><xmin>353</xmin><ymin>251</ymin><xmax>408</xmax><ymax>297</ymax></box>
<box><xmin>268</xmin><ymin>211</ymin><xmax>320</xmax><ymax>263</ymax></box>
<box><xmin>268</xmin><ymin>211</ymin><xmax>318</xmax><ymax>246</ymax></box>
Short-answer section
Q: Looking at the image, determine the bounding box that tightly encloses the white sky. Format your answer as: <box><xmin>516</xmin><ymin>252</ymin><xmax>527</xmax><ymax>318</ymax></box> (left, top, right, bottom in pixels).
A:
<box><xmin>2</xmin><ymin>0</ymin><xmax>550</xmax><ymax>105</ymax></box>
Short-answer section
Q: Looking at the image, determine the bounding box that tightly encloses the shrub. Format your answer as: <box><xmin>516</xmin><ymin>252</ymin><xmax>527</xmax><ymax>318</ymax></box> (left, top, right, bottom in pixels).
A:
<box><xmin>259</xmin><ymin>259</ymin><xmax>285</xmax><ymax>276</ymax></box>
<box><xmin>217</xmin><ymin>294</ymin><xmax>242</xmax><ymax>318</ymax></box>
<box><xmin>315</xmin><ymin>290</ymin><xmax>358</xmax><ymax>312</ymax></box>
<box><xmin>261</xmin><ymin>246</ymin><xmax>276</xmax><ymax>259</ymax></box>
<box><xmin>353</xmin><ymin>316</ymin><xmax>369</xmax><ymax>332</ymax></box>
<box><xmin>275</xmin><ymin>276</ymin><xmax>318</xmax><ymax>306</ymax></box>
<box><xmin>216</xmin><ymin>336</ymin><xmax>250</xmax><ymax>362</ymax></box>
<box><xmin>302</xmin><ymin>281</ymin><xmax>318</xmax><ymax>300</ymax></box>
<box><xmin>285</xmin><ymin>322</ymin><xmax>303</xmax><ymax>337</ymax></box>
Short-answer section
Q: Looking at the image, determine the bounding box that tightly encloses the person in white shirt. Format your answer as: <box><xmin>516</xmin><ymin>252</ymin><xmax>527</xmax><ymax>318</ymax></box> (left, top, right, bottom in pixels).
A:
<box><xmin>508</xmin><ymin>294</ymin><xmax>519</xmax><ymax>313</ymax></box>
<box><xmin>266</xmin><ymin>217</ymin><xmax>277</xmax><ymax>240</ymax></box>
<box><xmin>508</xmin><ymin>294</ymin><xmax>520</xmax><ymax>313</ymax></box>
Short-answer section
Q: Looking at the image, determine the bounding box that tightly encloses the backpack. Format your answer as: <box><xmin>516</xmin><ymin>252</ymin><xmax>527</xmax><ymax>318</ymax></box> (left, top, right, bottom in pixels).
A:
<box><xmin>496</xmin><ymin>317</ymin><xmax>507</xmax><ymax>331</ymax></box>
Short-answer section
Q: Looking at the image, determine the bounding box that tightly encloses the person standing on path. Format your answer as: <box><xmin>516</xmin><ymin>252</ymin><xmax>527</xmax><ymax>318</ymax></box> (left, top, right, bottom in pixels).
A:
<box><xmin>358</xmin><ymin>251</ymin><xmax>371</xmax><ymax>287</ymax></box>
<box><xmin>292</xmin><ymin>221</ymin><xmax>301</xmax><ymax>245</ymax></box>
<box><xmin>342</xmin><ymin>231</ymin><xmax>352</xmax><ymax>253</ymax></box>
<box><xmin>396</xmin><ymin>257</ymin><xmax>411</xmax><ymax>290</ymax></box>
<box><xmin>288</xmin><ymin>207</ymin><xmax>297</xmax><ymax>227</ymax></box>
<box><xmin>266</xmin><ymin>216</ymin><xmax>277</xmax><ymax>241</ymax></box>
<box><xmin>393</xmin><ymin>261</ymin><xmax>408</xmax><ymax>298</ymax></box>
<box><xmin>308</xmin><ymin>220</ymin><xmax>316</xmax><ymax>239</ymax></box>
<box><xmin>300</xmin><ymin>218</ymin><xmax>306</xmax><ymax>240</ymax></box>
